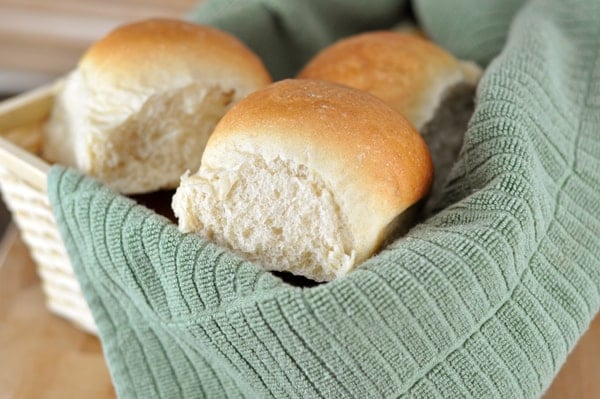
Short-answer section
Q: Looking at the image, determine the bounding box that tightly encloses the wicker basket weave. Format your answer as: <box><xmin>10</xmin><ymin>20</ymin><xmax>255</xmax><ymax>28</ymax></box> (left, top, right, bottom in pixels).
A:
<box><xmin>0</xmin><ymin>84</ymin><xmax>97</xmax><ymax>335</ymax></box>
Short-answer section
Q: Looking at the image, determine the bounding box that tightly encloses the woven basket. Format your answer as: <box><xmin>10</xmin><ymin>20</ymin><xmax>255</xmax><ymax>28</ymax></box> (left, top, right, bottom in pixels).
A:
<box><xmin>0</xmin><ymin>84</ymin><xmax>97</xmax><ymax>335</ymax></box>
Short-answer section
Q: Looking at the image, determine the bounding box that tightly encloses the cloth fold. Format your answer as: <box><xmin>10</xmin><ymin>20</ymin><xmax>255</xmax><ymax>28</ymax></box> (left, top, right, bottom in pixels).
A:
<box><xmin>188</xmin><ymin>0</ymin><xmax>410</xmax><ymax>79</ymax></box>
<box><xmin>48</xmin><ymin>0</ymin><xmax>600</xmax><ymax>397</ymax></box>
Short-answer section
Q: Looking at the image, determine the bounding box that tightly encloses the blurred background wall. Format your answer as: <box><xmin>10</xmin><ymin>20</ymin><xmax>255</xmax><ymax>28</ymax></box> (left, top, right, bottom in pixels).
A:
<box><xmin>0</xmin><ymin>0</ymin><xmax>197</xmax><ymax>93</ymax></box>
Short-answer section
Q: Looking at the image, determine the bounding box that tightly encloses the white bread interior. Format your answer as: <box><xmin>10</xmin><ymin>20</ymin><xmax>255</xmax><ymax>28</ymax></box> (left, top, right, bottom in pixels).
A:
<box><xmin>172</xmin><ymin>79</ymin><xmax>433</xmax><ymax>282</ymax></box>
<box><xmin>43</xmin><ymin>19</ymin><xmax>271</xmax><ymax>194</ymax></box>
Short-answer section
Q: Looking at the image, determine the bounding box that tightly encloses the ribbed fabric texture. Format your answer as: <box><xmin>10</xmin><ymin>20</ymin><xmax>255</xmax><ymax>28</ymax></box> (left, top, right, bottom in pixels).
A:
<box><xmin>47</xmin><ymin>0</ymin><xmax>600</xmax><ymax>398</ymax></box>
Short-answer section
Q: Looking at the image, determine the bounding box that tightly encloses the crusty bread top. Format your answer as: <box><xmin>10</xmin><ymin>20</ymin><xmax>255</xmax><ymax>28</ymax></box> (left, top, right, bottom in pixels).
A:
<box><xmin>298</xmin><ymin>31</ymin><xmax>480</xmax><ymax>129</ymax></box>
<box><xmin>201</xmin><ymin>79</ymin><xmax>433</xmax><ymax>259</ymax></box>
<box><xmin>79</xmin><ymin>18</ymin><xmax>271</xmax><ymax>96</ymax></box>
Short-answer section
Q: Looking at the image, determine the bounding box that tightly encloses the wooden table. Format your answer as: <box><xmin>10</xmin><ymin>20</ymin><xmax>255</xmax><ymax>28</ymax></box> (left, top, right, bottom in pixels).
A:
<box><xmin>0</xmin><ymin>223</ymin><xmax>598</xmax><ymax>398</ymax></box>
<box><xmin>0</xmin><ymin>225</ymin><xmax>114</xmax><ymax>398</ymax></box>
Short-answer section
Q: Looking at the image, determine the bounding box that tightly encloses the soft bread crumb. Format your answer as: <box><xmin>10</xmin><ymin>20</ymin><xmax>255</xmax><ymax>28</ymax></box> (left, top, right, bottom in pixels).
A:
<box><xmin>45</xmin><ymin>79</ymin><xmax>234</xmax><ymax>193</ymax></box>
<box><xmin>89</xmin><ymin>83</ymin><xmax>234</xmax><ymax>193</ymax></box>
<box><xmin>173</xmin><ymin>155</ymin><xmax>356</xmax><ymax>282</ymax></box>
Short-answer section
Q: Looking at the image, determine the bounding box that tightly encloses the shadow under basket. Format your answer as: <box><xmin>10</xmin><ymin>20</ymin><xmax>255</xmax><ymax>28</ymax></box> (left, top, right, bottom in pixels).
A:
<box><xmin>0</xmin><ymin>83</ymin><xmax>97</xmax><ymax>335</ymax></box>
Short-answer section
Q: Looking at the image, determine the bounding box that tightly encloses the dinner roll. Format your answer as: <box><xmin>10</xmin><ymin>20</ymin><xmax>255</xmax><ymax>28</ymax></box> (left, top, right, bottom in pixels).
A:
<box><xmin>298</xmin><ymin>31</ymin><xmax>480</xmax><ymax>130</ymax></box>
<box><xmin>298</xmin><ymin>31</ymin><xmax>481</xmax><ymax>213</ymax></box>
<box><xmin>44</xmin><ymin>18</ymin><xmax>271</xmax><ymax>194</ymax></box>
<box><xmin>172</xmin><ymin>79</ymin><xmax>433</xmax><ymax>282</ymax></box>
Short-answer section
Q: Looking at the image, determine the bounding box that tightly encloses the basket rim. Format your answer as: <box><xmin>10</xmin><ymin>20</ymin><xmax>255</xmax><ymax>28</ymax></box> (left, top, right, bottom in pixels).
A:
<box><xmin>0</xmin><ymin>83</ymin><xmax>56</xmax><ymax>191</ymax></box>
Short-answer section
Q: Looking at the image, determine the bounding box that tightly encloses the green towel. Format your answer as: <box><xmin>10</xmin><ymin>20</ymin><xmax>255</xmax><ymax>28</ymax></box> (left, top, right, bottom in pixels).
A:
<box><xmin>47</xmin><ymin>0</ymin><xmax>600</xmax><ymax>397</ymax></box>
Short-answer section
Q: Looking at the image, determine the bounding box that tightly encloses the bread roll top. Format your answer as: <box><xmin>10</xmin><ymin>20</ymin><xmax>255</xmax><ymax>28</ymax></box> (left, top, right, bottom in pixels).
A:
<box><xmin>80</xmin><ymin>18</ymin><xmax>271</xmax><ymax>102</ymax></box>
<box><xmin>298</xmin><ymin>31</ymin><xmax>480</xmax><ymax>129</ymax></box>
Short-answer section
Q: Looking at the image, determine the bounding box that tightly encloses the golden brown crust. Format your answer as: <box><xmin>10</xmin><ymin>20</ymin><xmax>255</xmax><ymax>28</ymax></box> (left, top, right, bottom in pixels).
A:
<box><xmin>202</xmin><ymin>79</ymin><xmax>433</xmax><ymax>260</ymax></box>
<box><xmin>80</xmin><ymin>18</ymin><xmax>271</xmax><ymax>91</ymax></box>
<box><xmin>298</xmin><ymin>31</ymin><xmax>477</xmax><ymax>129</ymax></box>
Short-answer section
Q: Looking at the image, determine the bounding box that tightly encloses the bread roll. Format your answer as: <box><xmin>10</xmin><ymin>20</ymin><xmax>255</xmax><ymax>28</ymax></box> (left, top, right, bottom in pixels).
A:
<box><xmin>44</xmin><ymin>18</ymin><xmax>271</xmax><ymax>194</ymax></box>
<box><xmin>172</xmin><ymin>79</ymin><xmax>433</xmax><ymax>282</ymax></box>
<box><xmin>298</xmin><ymin>31</ymin><xmax>481</xmax><ymax>214</ymax></box>
<box><xmin>298</xmin><ymin>31</ymin><xmax>480</xmax><ymax>130</ymax></box>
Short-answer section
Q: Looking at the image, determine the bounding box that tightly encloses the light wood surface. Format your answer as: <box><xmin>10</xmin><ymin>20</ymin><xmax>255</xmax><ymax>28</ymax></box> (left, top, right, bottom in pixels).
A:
<box><xmin>0</xmin><ymin>223</ymin><xmax>598</xmax><ymax>398</ymax></box>
<box><xmin>543</xmin><ymin>310</ymin><xmax>600</xmax><ymax>398</ymax></box>
<box><xmin>0</xmin><ymin>225</ymin><xmax>114</xmax><ymax>398</ymax></box>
